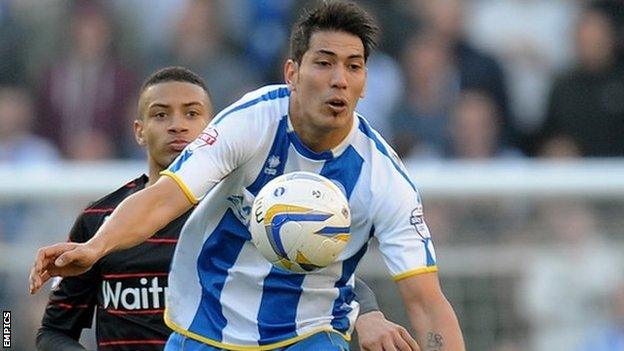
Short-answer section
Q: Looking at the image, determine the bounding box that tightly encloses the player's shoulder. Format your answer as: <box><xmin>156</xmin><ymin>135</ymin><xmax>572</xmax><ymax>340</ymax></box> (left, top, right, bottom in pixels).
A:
<box><xmin>238</xmin><ymin>84</ymin><xmax>290</xmax><ymax>102</ymax></box>
<box><xmin>212</xmin><ymin>84</ymin><xmax>290</xmax><ymax>126</ymax></box>
<box><xmin>354</xmin><ymin>114</ymin><xmax>418</xmax><ymax>192</ymax></box>
<box><xmin>354</xmin><ymin>114</ymin><xmax>398</xmax><ymax>162</ymax></box>
<box><xmin>83</xmin><ymin>174</ymin><xmax>148</xmax><ymax>213</ymax></box>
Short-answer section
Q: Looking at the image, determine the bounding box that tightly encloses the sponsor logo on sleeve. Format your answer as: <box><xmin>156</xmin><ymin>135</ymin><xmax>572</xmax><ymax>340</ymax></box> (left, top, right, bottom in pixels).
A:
<box><xmin>409</xmin><ymin>205</ymin><xmax>429</xmax><ymax>238</ymax></box>
<box><xmin>189</xmin><ymin>127</ymin><xmax>219</xmax><ymax>151</ymax></box>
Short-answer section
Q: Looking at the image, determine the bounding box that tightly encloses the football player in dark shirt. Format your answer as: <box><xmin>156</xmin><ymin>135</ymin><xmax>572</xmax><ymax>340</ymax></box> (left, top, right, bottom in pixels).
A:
<box><xmin>35</xmin><ymin>66</ymin><xmax>418</xmax><ymax>351</ymax></box>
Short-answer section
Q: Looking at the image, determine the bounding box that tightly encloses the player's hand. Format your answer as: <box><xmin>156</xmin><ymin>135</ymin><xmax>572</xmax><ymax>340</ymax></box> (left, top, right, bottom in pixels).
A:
<box><xmin>29</xmin><ymin>242</ymin><xmax>100</xmax><ymax>294</ymax></box>
<box><xmin>355</xmin><ymin>311</ymin><xmax>420</xmax><ymax>351</ymax></box>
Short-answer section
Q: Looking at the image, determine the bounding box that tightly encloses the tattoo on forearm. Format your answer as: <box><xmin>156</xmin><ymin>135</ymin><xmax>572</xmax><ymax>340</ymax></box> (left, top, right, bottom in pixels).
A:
<box><xmin>426</xmin><ymin>331</ymin><xmax>444</xmax><ymax>351</ymax></box>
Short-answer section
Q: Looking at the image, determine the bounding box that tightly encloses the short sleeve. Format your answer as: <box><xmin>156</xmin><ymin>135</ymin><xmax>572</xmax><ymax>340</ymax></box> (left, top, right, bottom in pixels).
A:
<box><xmin>161</xmin><ymin>113</ymin><xmax>263</xmax><ymax>204</ymax></box>
<box><xmin>371</xmin><ymin>164</ymin><xmax>438</xmax><ymax>281</ymax></box>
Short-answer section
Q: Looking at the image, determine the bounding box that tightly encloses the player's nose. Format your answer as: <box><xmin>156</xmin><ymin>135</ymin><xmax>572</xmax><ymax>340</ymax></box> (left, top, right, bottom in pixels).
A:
<box><xmin>330</xmin><ymin>66</ymin><xmax>348</xmax><ymax>89</ymax></box>
<box><xmin>168</xmin><ymin>113</ymin><xmax>190</xmax><ymax>133</ymax></box>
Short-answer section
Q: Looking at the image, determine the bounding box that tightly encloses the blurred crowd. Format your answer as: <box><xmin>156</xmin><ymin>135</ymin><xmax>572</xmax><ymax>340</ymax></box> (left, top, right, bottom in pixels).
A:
<box><xmin>1</xmin><ymin>0</ymin><xmax>624</xmax><ymax>164</ymax></box>
<box><xmin>2</xmin><ymin>1</ymin><xmax>624</xmax><ymax>350</ymax></box>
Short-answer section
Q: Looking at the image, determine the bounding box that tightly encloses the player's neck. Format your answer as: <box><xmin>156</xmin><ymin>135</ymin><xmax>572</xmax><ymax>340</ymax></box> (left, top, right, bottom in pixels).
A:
<box><xmin>300</xmin><ymin>128</ymin><xmax>350</xmax><ymax>153</ymax></box>
<box><xmin>146</xmin><ymin>158</ymin><xmax>163</xmax><ymax>187</ymax></box>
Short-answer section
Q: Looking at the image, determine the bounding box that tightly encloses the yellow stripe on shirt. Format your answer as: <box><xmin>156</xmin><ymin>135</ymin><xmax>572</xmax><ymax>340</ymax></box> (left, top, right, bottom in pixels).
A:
<box><xmin>392</xmin><ymin>266</ymin><xmax>438</xmax><ymax>281</ymax></box>
<box><xmin>163</xmin><ymin>309</ymin><xmax>350</xmax><ymax>350</ymax></box>
<box><xmin>160</xmin><ymin>170</ymin><xmax>199</xmax><ymax>205</ymax></box>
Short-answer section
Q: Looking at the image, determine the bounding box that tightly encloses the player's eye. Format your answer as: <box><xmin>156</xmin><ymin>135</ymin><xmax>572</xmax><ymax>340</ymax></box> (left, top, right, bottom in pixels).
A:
<box><xmin>153</xmin><ymin>111</ymin><xmax>167</xmax><ymax>119</ymax></box>
<box><xmin>348</xmin><ymin>63</ymin><xmax>362</xmax><ymax>71</ymax></box>
<box><xmin>187</xmin><ymin>110</ymin><xmax>200</xmax><ymax>118</ymax></box>
<box><xmin>315</xmin><ymin>61</ymin><xmax>331</xmax><ymax>67</ymax></box>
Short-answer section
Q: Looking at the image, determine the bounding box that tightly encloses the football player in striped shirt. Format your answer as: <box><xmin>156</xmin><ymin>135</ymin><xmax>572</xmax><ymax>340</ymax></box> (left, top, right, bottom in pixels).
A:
<box><xmin>31</xmin><ymin>1</ymin><xmax>464</xmax><ymax>350</ymax></box>
<box><xmin>34</xmin><ymin>66</ymin><xmax>415</xmax><ymax>351</ymax></box>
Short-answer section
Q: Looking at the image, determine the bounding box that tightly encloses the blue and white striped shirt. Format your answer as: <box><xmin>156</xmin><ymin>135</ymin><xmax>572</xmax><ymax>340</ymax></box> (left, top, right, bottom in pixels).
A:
<box><xmin>161</xmin><ymin>85</ymin><xmax>437</xmax><ymax>350</ymax></box>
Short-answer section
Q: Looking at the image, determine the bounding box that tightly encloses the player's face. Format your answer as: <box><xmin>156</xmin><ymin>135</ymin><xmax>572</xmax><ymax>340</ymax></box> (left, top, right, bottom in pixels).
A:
<box><xmin>286</xmin><ymin>30</ymin><xmax>367</xmax><ymax>135</ymax></box>
<box><xmin>135</xmin><ymin>81</ymin><xmax>212</xmax><ymax>170</ymax></box>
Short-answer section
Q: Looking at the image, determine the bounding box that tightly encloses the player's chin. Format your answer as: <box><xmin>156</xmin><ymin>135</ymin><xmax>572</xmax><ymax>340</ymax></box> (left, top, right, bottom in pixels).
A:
<box><xmin>329</xmin><ymin>114</ymin><xmax>353</xmax><ymax>130</ymax></box>
<box><xmin>319</xmin><ymin>109</ymin><xmax>352</xmax><ymax>125</ymax></box>
<box><xmin>314</xmin><ymin>119</ymin><xmax>345</xmax><ymax>133</ymax></box>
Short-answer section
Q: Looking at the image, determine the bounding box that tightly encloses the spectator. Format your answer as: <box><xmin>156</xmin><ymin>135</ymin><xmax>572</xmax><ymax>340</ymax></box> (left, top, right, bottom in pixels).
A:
<box><xmin>110</xmin><ymin>0</ymin><xmax>189</xmax><ymax>57</ymax></box>
<box><xmin>430</xmin><ymin>90</ymin><xmax>524</xmax><ymax>246</ymax></box>
<box><xmin>0</xmin><ymin>86</ymin><xmax>59</xmax><ymax>164</ymax></box>
<box><xmin>0</xmin><ymin>86</ymin><xmax>59</xmax><ymax>243</ymax></box>
<box><xmin>36</xmin><ymin>1</ymin><xmax>137</xmax><ymax>159</ymax></box>
<box><xmin>391</xmin><ymin>30</ymin><xmax>459</xmax><ymax>158</ymax></box>
<box><xmin>466</xmin><ymin>0</ymin><xmax>577</xmax><ymax>138</ymax></box>
<box><xmin>592</xmin><ymin>0</ymin><xmax>624</xmax><ymax>65</ymax></box>
<box><xmin>415</xmin><ymin>0</ymin><xmax>515</xmax><ymax>147</ymax></box>
<box><xmin>147</xmin><ymin>0</ymin><xmax>261</xmax><ymax>113</ymax></box>
<box><xmin>447</xmin><ymin>89</ymin><xmax>521</xmax><ymax>159</ymax></box>
<box><xmin>538</xmin><ymin>3</ymin><xmax>624</xmax><ymax>157</ymax></box>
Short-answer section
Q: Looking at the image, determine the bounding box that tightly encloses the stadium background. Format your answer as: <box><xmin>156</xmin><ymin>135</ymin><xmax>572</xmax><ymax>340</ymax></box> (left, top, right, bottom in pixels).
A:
<box><xmin>1</xmin><ymin>0</ymin><xmax>624</xmax><ymax>350</ymax></box>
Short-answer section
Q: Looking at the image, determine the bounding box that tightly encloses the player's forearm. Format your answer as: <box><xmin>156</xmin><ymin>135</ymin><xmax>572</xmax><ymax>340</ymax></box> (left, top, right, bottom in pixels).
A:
<box><xmin>406</xmin><ymin>297</ymin><xmax>465</xmax><ymax>351</ymax></box>
<box><xmin>88</xmin><ymin>178</ymin><xmax>191</xmax><ymax>256</ymax></box>
<box><xmin>36</xmin><ymin>326</ymin><xmax>86</xmax><ymax>351</ymax></box>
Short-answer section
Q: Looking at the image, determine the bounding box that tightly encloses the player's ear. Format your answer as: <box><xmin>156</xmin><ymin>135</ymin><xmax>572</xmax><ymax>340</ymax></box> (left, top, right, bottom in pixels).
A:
<box><xmin>284</xmin><ymin>59</ymin><xmax>298</xmax><ymax>91</ymax></box>
<box><xmin>360</xmin><ymin>67</ymin><xmax>368</xmax><ymax>99</ymax></box>
<box><xmin>134</xmin><ymin>119</ymin><xmax>146</xmax><ymax>146</ymax></box>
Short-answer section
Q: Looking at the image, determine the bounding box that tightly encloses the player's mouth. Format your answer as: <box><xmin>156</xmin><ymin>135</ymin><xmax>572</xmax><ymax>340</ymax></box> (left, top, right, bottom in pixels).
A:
<box><xmin>326</xmin><ymin>97</ymin><xmax>348</xmax><ymax>115</ymax></box>
<box><xmin>168</xmin><ymin>139</ymin><xmax>190</xmax><ymax>152</ymax></box>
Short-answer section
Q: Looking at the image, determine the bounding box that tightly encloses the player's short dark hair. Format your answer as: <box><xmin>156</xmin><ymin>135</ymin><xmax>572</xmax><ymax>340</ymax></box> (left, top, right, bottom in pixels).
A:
<box><xmin>137</xmin><ymin>66</ymin><xmax>212</xmax><ymax>120</ymax></box>
<box><xmin>289</xmin><ymin>1</ymin><xmax>379</xmax><ymax>64</ymax></box>
<box><xmin>140</xmin><ymin>66</ymin><xmax>210</xmax><ymax>97</ymax></box>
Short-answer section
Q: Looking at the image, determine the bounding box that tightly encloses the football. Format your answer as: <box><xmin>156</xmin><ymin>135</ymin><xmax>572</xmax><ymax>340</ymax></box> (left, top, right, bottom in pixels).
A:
<box><xmin>249</xmin><ymin>171</ymin><xmax>351</xmax><ymax>273</ymax></box>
